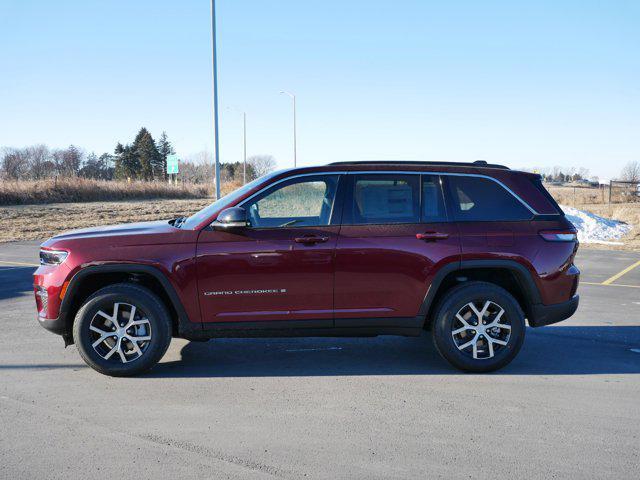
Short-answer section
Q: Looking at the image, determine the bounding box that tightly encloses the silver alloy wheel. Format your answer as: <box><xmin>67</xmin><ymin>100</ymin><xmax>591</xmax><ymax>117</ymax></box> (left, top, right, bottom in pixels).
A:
<box><xmin>89</xmin><ymin>302</ymin><xmax>152</xmax><ymax>363</ymax></box>
<box><xmin>451</xmin><ymin>300</ymin><xmax>511</xmax><ymax>360</ymax></box>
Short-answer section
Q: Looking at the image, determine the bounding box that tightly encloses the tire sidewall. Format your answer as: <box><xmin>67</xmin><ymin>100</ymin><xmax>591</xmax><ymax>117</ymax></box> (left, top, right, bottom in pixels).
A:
<box><xmin>432</xmin><ymin>283</ymin><xmax>525</xmax><ymax>372</ymax></box>
<box><xmin>73</xmin><ymin>285</ymin><xmax>171</xmax><ymax>376</ymax></box>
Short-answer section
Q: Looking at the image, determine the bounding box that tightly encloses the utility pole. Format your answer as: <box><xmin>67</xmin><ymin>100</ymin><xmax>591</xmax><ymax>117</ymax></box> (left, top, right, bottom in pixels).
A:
<box><xmin>210</xmin><ymin>0</ymin><xmax>221</xmax><ymax>199</ymax></box>
<box><xmin>280</xmin><ymin>91</ymin><xmax>297</xmax><ymax>167</ymax></box>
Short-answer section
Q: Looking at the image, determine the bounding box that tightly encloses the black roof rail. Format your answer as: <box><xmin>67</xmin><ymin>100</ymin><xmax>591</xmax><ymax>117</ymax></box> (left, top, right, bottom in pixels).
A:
<box><xmin>327</xmin><ymin>160</ymin><xmax>510</xmax><ymax>170</ymax></box>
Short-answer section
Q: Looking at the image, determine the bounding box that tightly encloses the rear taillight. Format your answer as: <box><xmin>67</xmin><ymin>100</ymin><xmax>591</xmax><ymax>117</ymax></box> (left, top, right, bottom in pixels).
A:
<box><xmin>539</xmin><ymin>230</ymin><xmax>578</xmax><ymax>242</ymax></box>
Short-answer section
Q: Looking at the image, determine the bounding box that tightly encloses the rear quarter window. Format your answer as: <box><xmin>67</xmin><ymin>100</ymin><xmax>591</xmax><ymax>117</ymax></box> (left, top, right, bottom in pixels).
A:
<box><xmin>446</xmin><ymin>176</ymin><xmax>533</xmax><ymax>221</ymax></box>
<box><xmin>529</xmin><ymin>177</ymin><xmax>564</xmax><ymax>215</ymax></box>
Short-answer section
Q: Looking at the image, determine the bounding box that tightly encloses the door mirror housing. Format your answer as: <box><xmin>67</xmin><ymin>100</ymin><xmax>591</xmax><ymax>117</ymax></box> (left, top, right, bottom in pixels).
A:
<box><xmin>212</xmin><ymin>207</ymin><xmax>248</xmax><ymax>230</ymax></box>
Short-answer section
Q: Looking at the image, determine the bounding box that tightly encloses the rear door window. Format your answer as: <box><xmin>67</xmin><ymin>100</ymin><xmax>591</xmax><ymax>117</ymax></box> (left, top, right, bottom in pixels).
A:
<box><xmin>345</xmin><ymin>174</ymin><xmax>420</xmax><ymax>224</ymax></box>
<box><xmin>446</xmin><ymin>176</ymin><xmax>533</xmax><ymax>221</ymax></box>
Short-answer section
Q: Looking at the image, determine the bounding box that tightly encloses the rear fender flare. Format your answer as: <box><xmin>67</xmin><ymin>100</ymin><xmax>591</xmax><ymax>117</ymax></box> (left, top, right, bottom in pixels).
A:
<box><xmin>418</xmin><ymin>259</ymin><xmax>541</xmax><ymax>325</ymax></box>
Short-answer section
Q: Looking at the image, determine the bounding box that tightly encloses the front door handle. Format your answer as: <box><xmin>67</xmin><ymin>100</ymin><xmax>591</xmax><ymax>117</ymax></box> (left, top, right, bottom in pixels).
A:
<box><xmin>294</xmin><ymin>236</ymin><xmax>329</xmax><ymax>245</ymax></box>
<box><xmin>416</xmin><ymin>231</ymin><xmax>449</xmax><ymax>241</ymax></box>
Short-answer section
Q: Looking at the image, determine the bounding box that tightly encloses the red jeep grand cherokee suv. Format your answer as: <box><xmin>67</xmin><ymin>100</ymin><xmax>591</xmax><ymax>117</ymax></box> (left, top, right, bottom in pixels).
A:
<box><xmin>34</xmin><ymin>161</ymin><xmax>579</xmax><ymax>376</ymax></box>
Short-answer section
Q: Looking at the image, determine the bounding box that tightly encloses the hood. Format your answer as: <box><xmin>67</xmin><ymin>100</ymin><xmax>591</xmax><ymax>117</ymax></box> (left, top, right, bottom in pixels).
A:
<box><xmin>49</xmin><ymin>220</ymin><xmax>174</xmax><ymax>241</ymax></box>
<box><xmin>40</xmin><ymin>219</ymin><xmax>201</xmax><ymax>252</ymax></box>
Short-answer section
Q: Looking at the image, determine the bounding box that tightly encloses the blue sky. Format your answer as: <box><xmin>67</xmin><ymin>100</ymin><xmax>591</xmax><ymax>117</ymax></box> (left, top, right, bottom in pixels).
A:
<box><xmin>0</xmin><ymin>0</ymin><xmax>638</xmax><ymax>180</ymax></box>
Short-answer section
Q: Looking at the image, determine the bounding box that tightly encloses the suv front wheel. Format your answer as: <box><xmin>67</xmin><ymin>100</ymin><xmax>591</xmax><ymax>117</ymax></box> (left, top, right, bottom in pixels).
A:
<box><xmin>432</xmin><ymin>282</ymin><xmax>526</xmax><ymax>372</ymax></box>
<box><xmin>73</xmin><ymin>283</ymin><xmax>172</xmax><ymax>376</ymax></box>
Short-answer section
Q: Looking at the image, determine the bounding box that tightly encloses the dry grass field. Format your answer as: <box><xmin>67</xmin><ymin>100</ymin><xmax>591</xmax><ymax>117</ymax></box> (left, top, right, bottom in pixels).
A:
<box><xmin>0</xmin><ymin>198</ymin><xmax>211</xmax><ymax>242</ymax></box>
<box><xmin>0</xmin><ymin>178</ymin><xmax>248</xmax><ymax>242</ymax></box>
<box><xmin>0</xmin><ymin>178</ymin><xmax>210</xmax><ymax>205</ymax></box>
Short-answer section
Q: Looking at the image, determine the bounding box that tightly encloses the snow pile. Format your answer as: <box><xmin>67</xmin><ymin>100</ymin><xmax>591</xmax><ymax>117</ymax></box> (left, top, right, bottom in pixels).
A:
<box><xmin>560</xmin><ymin>205</ymin><xmax>632</xmax><ymax>244</ymax></box>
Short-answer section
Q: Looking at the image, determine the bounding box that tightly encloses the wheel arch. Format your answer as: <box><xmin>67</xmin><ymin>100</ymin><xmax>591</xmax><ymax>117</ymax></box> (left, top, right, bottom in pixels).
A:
<box><xmin>420</xmin><ymin>259</ymin><xmax>541</xmax><ymax>329</ymax></box>
<box><xmin>58</xmin><ymin>264</ymin><xmax>196</xmax><ymax>342</ymax></box>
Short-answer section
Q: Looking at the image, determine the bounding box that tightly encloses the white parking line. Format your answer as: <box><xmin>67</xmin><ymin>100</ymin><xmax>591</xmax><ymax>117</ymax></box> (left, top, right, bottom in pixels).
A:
<box><xmin>286</xmin><ymin>347</ymin><xmax>343</xmax><ymax>352</ymax></box>
<box><xmin>0</xmin><ymin>259</ymin><xmax>39</xmax><ymax>267</ymax></box>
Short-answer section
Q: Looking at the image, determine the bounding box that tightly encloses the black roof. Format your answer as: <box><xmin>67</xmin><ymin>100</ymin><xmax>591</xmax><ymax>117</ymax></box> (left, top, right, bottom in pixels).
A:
<box><xmin>328</xmin><ymin>160</ymin><xmax>509</xmax><ymax>170</ymax></box>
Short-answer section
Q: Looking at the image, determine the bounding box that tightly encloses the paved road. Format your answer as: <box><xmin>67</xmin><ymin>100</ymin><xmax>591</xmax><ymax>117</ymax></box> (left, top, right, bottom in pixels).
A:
<box><xmin>1</xmin><ymin>242</ymin><xmax>639</xmax><ymax>479</ymax></box>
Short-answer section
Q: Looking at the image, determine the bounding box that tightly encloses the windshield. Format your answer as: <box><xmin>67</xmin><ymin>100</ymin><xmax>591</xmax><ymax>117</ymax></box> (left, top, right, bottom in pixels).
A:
<box><xmin>180</xmin><ymin>171</ymin><xmax>282</xmax><ymax>230</ymax></box>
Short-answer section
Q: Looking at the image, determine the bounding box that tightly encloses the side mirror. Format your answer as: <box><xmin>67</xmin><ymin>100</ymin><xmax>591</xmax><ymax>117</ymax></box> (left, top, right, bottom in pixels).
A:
<box><xmin>212</xmin><ymin>207</ymin><xmax>248</xmax><ymax>230</ymax></box>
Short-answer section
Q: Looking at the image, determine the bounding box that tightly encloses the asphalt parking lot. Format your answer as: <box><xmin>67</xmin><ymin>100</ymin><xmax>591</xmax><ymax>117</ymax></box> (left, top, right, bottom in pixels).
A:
<box><xmin>1</xmin><ymin>241</ymin><xmax>639</xmax><ymax>479</ymax></box>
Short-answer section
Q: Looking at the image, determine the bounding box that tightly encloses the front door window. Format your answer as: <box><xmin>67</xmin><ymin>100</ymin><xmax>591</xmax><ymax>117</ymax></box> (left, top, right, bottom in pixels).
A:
<box><xmin>243</xmin><ymin>175</ymin><xmax>340</xmax><ymax>228</ymax></box>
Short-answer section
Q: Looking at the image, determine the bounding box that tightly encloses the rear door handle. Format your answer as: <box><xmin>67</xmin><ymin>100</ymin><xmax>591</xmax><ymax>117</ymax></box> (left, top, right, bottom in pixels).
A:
<box><xmin>416</xmin><ymin>232</ymin><xmax>449</xmax><ymax>241</ymax></box>
<box><xmin>294</xmin><ymin>236</ymin><xmax>329</xmax><ymax>245</ymax></box>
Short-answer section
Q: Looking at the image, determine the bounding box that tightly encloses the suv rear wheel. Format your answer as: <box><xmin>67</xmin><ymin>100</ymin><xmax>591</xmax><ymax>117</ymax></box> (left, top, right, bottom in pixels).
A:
<box><xmin>72</xmin><ymin>283</ymin><xmax>172</xmax><ymax>376</ymax></box>
<box><xmin>431</xmin><ymin>282</ymin><xmax>525</xmax><ymax>372</ymax></box>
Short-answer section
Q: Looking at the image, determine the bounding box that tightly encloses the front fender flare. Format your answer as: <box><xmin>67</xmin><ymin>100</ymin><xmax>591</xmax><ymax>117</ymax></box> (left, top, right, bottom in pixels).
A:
<box><xmin>58</xmin><ymin>263</ymin><xmax>200</xmax><ymax>338</ymax></box>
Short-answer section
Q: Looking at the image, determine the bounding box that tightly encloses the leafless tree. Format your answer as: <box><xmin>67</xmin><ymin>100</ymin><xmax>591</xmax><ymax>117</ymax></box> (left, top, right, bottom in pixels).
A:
<box><xmin>620</xmin><ymin>161</ymin><xmax>640</xmax><ymax>183</ymax></box>
<box><xmin>26</xmin><ymin>144</ymin><xmax>54</xmax><ymax>179</ymax></box>
<box><xmin>565</xmin><ymin>167</ymin><xmax>576</xmax><ymax>179</ymax></box>
<box><xmin>179</xmin><ymin>161</ymin><xmax>214</xmax><ymax>184</ymax></box>
<box><xmin>179</xmin><ymin>151</ymin><xmax>214</xmax><ymax>184</ymax></box>
<box><xmin>1</xmin><ymin>148</ymin><xmax>29</xmax><ymax>179</ymax></box>
<box><xmin>52</xmin><ymin>145</ymin><xmax>84</xmax><ymax>177</ymax></box>
<box><xmin>248</xmin><ymin>155</ymin><xmax>277</xmax><ymax>178</ymax></box>
<box><xmin>577</xmin><ymin>167</ymin><xmax>590</xmax><ymax>181</ymax></box>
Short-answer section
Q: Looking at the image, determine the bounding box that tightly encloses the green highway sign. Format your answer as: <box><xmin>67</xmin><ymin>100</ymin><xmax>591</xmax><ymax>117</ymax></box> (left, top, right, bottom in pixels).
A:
<box><xmin>166</xmin><ymin>154</ymin><xmax>179</xmax><ymax>174</ymax></box>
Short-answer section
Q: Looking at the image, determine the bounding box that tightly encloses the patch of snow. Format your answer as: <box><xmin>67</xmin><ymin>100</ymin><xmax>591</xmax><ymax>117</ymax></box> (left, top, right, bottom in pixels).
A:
<box><xmin>560</xmin><ymin>205</ymin><xmax>632</xmax><ymax>244</ymax></box>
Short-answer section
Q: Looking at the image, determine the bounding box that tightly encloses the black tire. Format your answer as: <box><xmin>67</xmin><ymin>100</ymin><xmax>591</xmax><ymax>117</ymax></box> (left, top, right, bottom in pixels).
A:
<box><xmin>72</xmin><ymin>283</ymin><xmax>172</xmax><ymax>377</ymax></box>
<box><xmin>431</xmin><ymin>282</ymin><xmax>525</xmax><ymax>372</ymax></box>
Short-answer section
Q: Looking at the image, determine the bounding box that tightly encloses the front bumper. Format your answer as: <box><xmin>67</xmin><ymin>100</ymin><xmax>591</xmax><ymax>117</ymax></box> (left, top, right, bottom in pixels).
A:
<box><xmin>37</xmin><ymin>315</ymin><xmax>67</xmax><ymax>335</ymax></box>
<box><xmin>33</xmin><ymin>262</ymin><xmax>72</xmax><ymax>323</ymax></box>
<box><xmin>529</xmin><ymin>294</ymin><xmax>579</xmax><ymax>327</ymax></box>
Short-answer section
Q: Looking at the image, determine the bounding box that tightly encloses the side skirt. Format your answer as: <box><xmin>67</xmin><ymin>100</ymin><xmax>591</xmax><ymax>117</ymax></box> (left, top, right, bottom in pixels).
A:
<box><xmin>181</xmin><ymin>317</ymin><xmax>424</xmax><ymax>340</ymax></box>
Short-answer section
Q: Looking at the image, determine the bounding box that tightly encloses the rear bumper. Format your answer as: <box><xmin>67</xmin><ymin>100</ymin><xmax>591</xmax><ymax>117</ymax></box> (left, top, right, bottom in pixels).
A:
<box><xmin>529</xmin><ymin>294</ymin><xmax>579</xmax><ymax>327</ymax></box>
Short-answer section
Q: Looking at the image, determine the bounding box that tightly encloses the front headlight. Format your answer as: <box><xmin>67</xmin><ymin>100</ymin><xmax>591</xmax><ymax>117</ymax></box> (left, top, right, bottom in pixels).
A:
<box><xmin>39</xmin><ymin>249</ymin><xmax>68</xmax><ymax>265</ymax></box>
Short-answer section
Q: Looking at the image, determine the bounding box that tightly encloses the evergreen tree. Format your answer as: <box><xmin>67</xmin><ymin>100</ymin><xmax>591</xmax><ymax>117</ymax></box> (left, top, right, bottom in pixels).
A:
<box><xmin>98</xmin><ymin>153</ymin><xmax>115</xmax><ymax>180</ymax></box>
<box><xmin>114</xmin><ymin>142</ymin><xmax>126</xmax><ymax>179</ymax></box>
<box><xmin>80</xmin><ymin>152</ymin><xmax>115</xmax><ymax>180</ymax></box>
<box><xmin>79</xmin><ymin>152</ymin><xmax>101</xmax><ymax>179</ymax></box>
<box><xmin>122</xmin><ymin>145</ymin><xmax>140</xmax><ymax>180</ymax></box>
<box><xmin>157</xmin><ymin>131</ymin><xmax>174</xmax><ymax>180</ymax></box>
<box><xmin>114</xmin><ymin>142</ymin><xmax>140</xmax><ymax>180</ymax></box>
<box><xmin>133</xmin><ymin>127</ymin><xmax>161</xmax><ymax>180</ymax></box>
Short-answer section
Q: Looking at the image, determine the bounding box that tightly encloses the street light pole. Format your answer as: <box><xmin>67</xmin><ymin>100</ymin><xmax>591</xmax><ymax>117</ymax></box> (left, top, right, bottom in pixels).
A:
<box><xmin>210</xmin><ymin>0</ymin><xmax>221</xmax><ymax>199</ymax></box>
<box><xmin>280</xmin><ymin>90</ymin><xmax>297</xmax><ymax>167</ymax></box>
<box><xmin>243</xmin><ymin>111</ymin><xmax>247</xmax><ymax>184</ymax></box>
<box><xmin>225</xmin><ymin>106</ymin><xmax>247</xmax><ymax>184</ymax></box>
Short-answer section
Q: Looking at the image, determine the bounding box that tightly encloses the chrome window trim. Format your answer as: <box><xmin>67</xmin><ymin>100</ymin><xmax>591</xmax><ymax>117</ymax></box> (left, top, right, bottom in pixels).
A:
<box><xmin>235</xmin><ymin>169</ymin><xmax>539</xmax><ymax>217</ymax></box>
<box><xmin>237</xmin><ymin>172</ymin><xmax>346</xmax><ymax>208</ymax></box>
<box><xmin>342</xmin><ymin>170</ymin><xmax>538</xmax><ymax>215</ymax></box>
